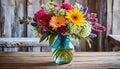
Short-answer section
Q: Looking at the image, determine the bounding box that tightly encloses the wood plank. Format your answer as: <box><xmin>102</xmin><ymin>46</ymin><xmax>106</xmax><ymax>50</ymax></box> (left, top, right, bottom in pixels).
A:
<box><xmin>13</xmin><ymin>0</ymin><xmax>27</xmax><ymax>52</ymax></box>
<box><xmin>12</xmin><ymin>0</ymin><xmax>25</xmax><ymax>37</ymax></box>
<box><xmin>0</xmin><ymin>0</ymin><xmax>27</xmax><ymax>52</ymax></box>
<box><xmin>3</xmin><ymin>48</ymin><xmax>18</xmax><ymax>52</ymax></box>
<box><xmin>1</xmin><ymin>0</ymin><xmax>15</xmax><ymax>52</ymax></box>
<box><xmin>100</xmin><ymin>0</ymin><xmax>107</xmax><ymax>51</ymax></box>
<box><xmin>0</xmin><ymin>38</ymin><xmax>49</xmax><ymax>47</ymax></box>
<box><xmin>53</xmin><ymin>0</ymin><xmax>63</xmax><ymax>6</ymax></box>
<box><xmin>0</xmin><ymin>62</ymin><xmax>115</xmax><ymax>69</ymax></box>
<box><xmin>108</xmin><ymin>35</ymin><xmax>120</xmax><ymax>46</ymax></box>
<box><xmin>106</xmin><ymin>0</ymin><xmax>113</xmax><ymax>35</ymax></box>
<box><xmin>28</xmin><ymin>47</ymin><xmax>41</xmax><ymax>52</ymax></box>
<box><xmin>27</xmin><ymin>0</ymin><xmax>42</xmax><ymax>52</ymax></box>
<box><xmin>41</xmin><ymin>0</ymin><xmax>51</xmax><ymax>4</ymax></box>
<box><xmin>1</xmin><ymin>0</ymin><xmax>25</xmax><ymax>37</ymax></box>
<box><xmin>76</xmin><ymin>0</ymin><xmax>88</xmax><ymax>6</ymax></box>
<box><xmin>27</xmin><ymin>0</ymin><xmax>41</xmax><ymax>37</ymax></box>
<box><xmin>0</xmin><ymin>0</ymin><xmax>2</xmax><ymax>38</ymax></box>
<box><xmin>18</xmin><ymin>47</ymin><xmax>28</xmax><ymax>52</ymax></box>
<box><xmin>0</xmin><ymin>52</ymin><xmax>120</xmax><ymax>57</ymax></box>
<box><xmin>0</xmin><ymin>56</ymin><xmax>120</xmax><ymax>64</ymax></box>
<box><xmin>0</xmin><ymin>52</ymin><xmax>120</xmax><ymax>69</ymax></box>
<box><xmin>0</xmin><ymin>66</ymin><xmax>106</xmax><ymax>69</ymax></box>
<box><xmin>1</xmin><ymin>0</ymin><xmax>14</xmax><ymax>37</ymax></box>
<box><xmin>0</xmin><ymin>48</ymin><xmax>2</xmax><ymax>52</ymax></box>
<box><xmin>0</xmin><ymin>38</ymin><xmax>79</xmax><ymax>48</ymax></box>
<box><xmin>41</xmin><ymin>46</ymin><xmax>51</xmax><ymax>52</ymax></box>
<box><xmin>107</xmin><ymin>35</ymin><xmax>120</xmax><ymax>51</ymax></box>
<box><xmin>112</xmin><ymin>0</ymin><xmax>120</xmax><ymax>35</ymax></box>
<box><xmin>64</xmin><ymin>0</ymin><xmax>76</xmax><ymax>5</ymax></box>
<box><xmin>94</xmin><ymin>0</ymin><xmax>107</xmax><ymax>51</ymax></box>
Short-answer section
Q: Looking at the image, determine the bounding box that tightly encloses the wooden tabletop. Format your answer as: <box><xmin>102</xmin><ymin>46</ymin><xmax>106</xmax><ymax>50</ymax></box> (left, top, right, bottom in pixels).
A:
<box><xmin>0</xmin><ymin>52</ymin><xmax>120</xmax><ymax>69</ymax></box>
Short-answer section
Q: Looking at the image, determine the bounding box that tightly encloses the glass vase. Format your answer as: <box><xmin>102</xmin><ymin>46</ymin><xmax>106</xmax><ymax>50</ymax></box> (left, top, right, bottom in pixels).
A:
<box><xmin>52</xmin><ymin>34</ymin><xmax>74</xmax><ymax>65</ymax></box>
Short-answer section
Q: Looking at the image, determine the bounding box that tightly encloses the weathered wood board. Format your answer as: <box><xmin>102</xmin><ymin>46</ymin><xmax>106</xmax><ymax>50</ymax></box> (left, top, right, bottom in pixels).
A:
<box><xmin>0</xmin><ymin>52</ymin><xmax>120</xmax><ymax>69</ymax></box>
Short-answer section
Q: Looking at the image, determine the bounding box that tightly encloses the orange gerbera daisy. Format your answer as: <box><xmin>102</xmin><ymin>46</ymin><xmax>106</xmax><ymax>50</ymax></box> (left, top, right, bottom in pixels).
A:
<box><xmin>49</xmin><ymin>16</ymin><xmax>66</xmax><ymax>30</ymax></box>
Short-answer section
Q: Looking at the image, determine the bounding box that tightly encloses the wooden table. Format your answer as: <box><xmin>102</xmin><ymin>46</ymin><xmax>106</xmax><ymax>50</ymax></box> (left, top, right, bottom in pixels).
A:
<box><xmin>0</xmin><ymin>52</ymin><xmax>120</xmax><ymax>69</ymax></box>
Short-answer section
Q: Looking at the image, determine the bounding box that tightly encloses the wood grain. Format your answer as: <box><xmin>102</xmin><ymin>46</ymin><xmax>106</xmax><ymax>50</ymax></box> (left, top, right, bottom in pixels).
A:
<box><xmin>108</xmin><ymin>35</ymin><xmax>120</xmax><ymax>46</ymax></box>
<box><xmin>107</xmin><ymin>35</ymin><xmax>120</xmax><ymax>51</ymax></box>
<box><xmin>27</xmin><ymin>0</ymin><xmax>41</xmax><ymax>37</ymax></box>
<box><xmin>64</xmin><ymin>0</ymin><xmax>76</xmax><ymax>5</ymax></box>
<box><xmin>106</xmin><ymin>0</ymin><xmax>113</xmax><ymax>35</ymax></box>
<box><xmin>0</xmin><ymin>38</ymin><xmax>79</xmax><ymax>47</ymax></box>
<box><xmin>112</xmin><ymin>0</ymin><xmax>120</xmax><ymax>35</ymax></box>
<box><xmin>0</xmin><ymin>0</ymin><xmax>2</xmax><ymax>38</ymax></box>
<box><xmin>53</xmin><ymin>0</ymin><xmax>63</xmax><ymax>6</ymax></box>
<box><xmin>0</xmin><ymin>52</ymin><xmax>120</xmax><ymax>69</ymax></box>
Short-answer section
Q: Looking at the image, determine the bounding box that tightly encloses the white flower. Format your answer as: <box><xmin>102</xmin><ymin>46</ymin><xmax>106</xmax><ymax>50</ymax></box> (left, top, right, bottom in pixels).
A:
<box><xmin>58</xmin><ymin>9</ymin><xmax>66</xmax><ymax>16</ymax></box>
<box><xmin>79</xmin><ymin>21</ymin><xmax>92</xmax><ymax>37</ymax></box>
<box><xmin>74</xmin><ymin>3</ymin><xmax>82</xmax><ymax>9</ymax></box>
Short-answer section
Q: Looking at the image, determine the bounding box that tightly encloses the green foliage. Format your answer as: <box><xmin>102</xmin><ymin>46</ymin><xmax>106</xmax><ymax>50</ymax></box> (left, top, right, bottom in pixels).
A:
<box><xmin>85</xmin><ymin>36</ymin><xmax>92</xmax><ymax>48</ymax></box>
<box><xmin>49</xmin><ymin>34</ymin><xmax>57</xmax><ymax>46</ymax></box>
<box><xmin>40</xmin><ymin>34</ymin><xmax>50</xmax><ymax>42</ymax></box>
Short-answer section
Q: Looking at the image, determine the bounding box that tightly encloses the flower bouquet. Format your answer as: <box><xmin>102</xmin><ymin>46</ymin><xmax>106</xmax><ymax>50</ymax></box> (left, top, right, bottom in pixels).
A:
<box><xmin>19</xmin><ymin>2</ymin><xmax>106</xmax><ymax>65</ymax></box>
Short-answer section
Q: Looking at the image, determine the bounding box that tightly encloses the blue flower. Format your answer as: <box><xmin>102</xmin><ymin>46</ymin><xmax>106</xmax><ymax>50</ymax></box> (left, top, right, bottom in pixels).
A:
<box><xmin>89</xmin><ymin>33</ymin><xmax>97</xmax><ymax>38</ymax></box>
<box><xmin>80</xmin><ymin>6</ymin><xmax>88</xmax><ymax>14</ymax></box>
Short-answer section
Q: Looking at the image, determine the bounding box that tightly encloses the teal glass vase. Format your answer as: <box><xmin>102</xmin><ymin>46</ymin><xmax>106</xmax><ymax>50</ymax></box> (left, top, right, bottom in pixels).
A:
<box><xmin>52</xmin><ymin>34</ymin><xmax>74</xmax><ymax>65</ymax></box>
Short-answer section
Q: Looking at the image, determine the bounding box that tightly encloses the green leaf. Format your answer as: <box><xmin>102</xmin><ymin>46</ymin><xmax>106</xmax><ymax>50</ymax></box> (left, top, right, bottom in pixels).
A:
<box><xmin>49</xmin><ymin>34</ymin><xmax>57</xmax><ymax>46</ymax></box>
<box><xmin>85</xmin><ymin>37</ymin><xmax>92</xmax><ymax>48</ymax></box>
<box><xmin>40</xmin><ymin>34</ymin><xmax>50</xmax><ymax>42</ymax></box>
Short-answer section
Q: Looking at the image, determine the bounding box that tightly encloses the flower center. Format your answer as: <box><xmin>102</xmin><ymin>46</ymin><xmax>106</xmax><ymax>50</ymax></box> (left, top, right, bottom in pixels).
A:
<box><xmin>73</xmin><ymin>16</ymin><xmax>77</xmax><ymax>20</ymax></box>
<box><xmin>57</xmin><ymin>22</ymin><xmax>60</xmax><ymax>24</ymax></box>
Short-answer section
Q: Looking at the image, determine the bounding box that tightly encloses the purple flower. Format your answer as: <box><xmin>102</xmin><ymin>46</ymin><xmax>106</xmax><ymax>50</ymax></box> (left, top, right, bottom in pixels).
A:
<box><xmin>33</xmin><ymin>18</ymin><xmax>37</xmax><ymax>22</ymax></box>
<box><xmin>31</xmin><ymin>23</ymin><xmax>37</xmax><ymax>27</ymax></box>
<box><xmin>81</xmin><ymin>6</ymin><xmax>88</xmax><ymax>14</ymax></box>
<box><xmin>40</xmin><ymin>26</ymin><xmax>46</xmax><ymax>35</ymax></box>
<box><xmin>86</xmin><ymin>13</ymin><xmax>106</xmax><ymax>32</ymax></box>
<box><xmin>89</xmin><ymin>33</ymin><xmax>97</xmax><ymax>38</ymax></box>
<box><xmin>57</xmin><ymin>26</ymin><xmax>66</xmax><ymax>34</ymax></box>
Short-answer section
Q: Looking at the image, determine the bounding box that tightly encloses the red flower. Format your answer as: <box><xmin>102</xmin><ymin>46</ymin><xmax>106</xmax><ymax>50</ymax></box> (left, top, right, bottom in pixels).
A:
<box><xmin>34</xmin><ymin>8</ymin><xmax>45</xmax><ymax>21</ymax></box>
<box><xmin>42</xmin><ymin>14</ymin><xmax>53</xmax><ymax>27</ymax></box>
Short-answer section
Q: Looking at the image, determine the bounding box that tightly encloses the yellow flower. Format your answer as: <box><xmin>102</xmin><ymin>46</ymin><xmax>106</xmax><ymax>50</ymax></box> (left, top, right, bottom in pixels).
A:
<box><xmin>66</xmin><ymin>8</ymin><xmax>85</xmax><ymax>26</ymax></box>
<box><xmin>49</xmin><ymin>16</ymin><xmax>66</xmax><ymax>30</ymax></box>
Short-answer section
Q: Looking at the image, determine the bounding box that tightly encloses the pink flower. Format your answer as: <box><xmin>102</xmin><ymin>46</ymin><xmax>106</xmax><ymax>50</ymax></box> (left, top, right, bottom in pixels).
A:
<box><xmin>92</xmin><ymin>23</ymin><xmax>106</xmax><ymax>32</ymax></box>
<box><xmin>86</xmin><ymin>13</ymin><xmax>106</xmax><ymax>32</ymax></box>
<box><xmin>61</xmin><ymin>2</ymin><xmax>73</xmax><ymax>10</ymax></box>
<box><xmin>54</xmin><ymin>3</ymin><xmax>59</xmax><ymax>7</ymax></box>
<box><xmin>34</xmin><ymin>8</ymin><xmax>46</xmax><ymax>21</ymax></box>
<box><xmin>90</xmin><ymin>18</ymin><xmax>98</xmax><ymax>24</ymax></box>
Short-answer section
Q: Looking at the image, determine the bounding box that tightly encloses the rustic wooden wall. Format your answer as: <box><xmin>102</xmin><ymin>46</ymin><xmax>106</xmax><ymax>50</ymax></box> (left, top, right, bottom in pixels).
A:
<box><xmin>0</xmin><ymin>0</ymin><xmax>108</xmax><ymax>52</ymax></box>
<box><xmin>107</xmin><ymin>0</ymin><xmax>120</xmax><ymax>35</ymax></box>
